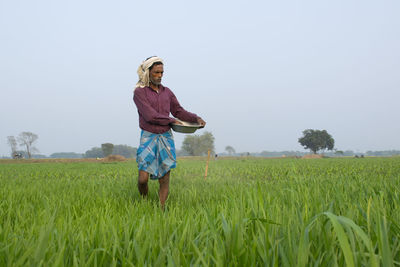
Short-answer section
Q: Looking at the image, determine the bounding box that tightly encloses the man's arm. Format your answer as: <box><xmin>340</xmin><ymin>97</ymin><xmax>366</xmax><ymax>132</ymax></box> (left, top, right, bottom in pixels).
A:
<box><xmin>170</xmin><ymin>92</ymin><xmax>206</xmax><ymax>127</ymax></box>
<box><xmin>170</xmin><ymin>93</ymin><xmax>199</xmax><ymax>123</ymax></box>
<box><xmin>133</xmin><ymin>89</ymin><xmax>176</xmax><ymax>125</ymax></box>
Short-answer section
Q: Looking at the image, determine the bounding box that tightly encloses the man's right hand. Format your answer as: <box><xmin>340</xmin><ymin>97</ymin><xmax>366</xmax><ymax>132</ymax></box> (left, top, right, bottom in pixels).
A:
<box><xmin>197</xmin><ymin>118</ymin><xmax>206</xmax><ymax>128</ymax></box>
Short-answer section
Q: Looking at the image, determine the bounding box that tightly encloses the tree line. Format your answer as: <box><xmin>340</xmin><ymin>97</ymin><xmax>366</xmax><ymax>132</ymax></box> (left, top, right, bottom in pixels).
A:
<box><xmin>5</xmin><ymin>129</ymin><xmax>400</xmax><ymax>159</ymax></box>
<box><xmin>5</xmin><ymin>131</ymin><xmax>216</xmax><ymax>159</ymax></box>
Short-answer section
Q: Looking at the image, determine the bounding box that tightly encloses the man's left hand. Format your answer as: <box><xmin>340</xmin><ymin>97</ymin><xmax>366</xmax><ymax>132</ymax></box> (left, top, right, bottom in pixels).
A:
<box><xmin>197</xmin><ymin>118</ymin><xmax>206</xmax><ymax>128</ymax></box>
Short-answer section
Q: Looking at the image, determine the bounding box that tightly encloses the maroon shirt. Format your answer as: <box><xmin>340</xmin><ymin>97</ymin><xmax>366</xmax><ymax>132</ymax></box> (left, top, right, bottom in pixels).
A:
<box><xmin>133</xmin><ymin>85</ymin><xmax>199</xmax><ymax>134</ymax></box>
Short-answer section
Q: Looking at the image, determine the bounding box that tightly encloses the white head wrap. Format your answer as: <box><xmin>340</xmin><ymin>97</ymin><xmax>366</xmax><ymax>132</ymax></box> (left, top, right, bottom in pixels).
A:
<box><xmin>135</xmin><ymin>56</ymin><xmax>163</xmax><ymax>89</ymax></box>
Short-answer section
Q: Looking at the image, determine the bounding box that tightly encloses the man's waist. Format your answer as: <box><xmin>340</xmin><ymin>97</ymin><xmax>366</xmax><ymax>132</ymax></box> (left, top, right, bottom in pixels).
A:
<box><xmin>139</xmin><ymin>123</ymin><xmax>171</xmax><ymax>134</ymax></box>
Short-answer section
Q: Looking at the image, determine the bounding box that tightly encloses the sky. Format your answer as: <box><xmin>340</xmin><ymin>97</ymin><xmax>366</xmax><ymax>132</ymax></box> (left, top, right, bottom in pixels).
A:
<box><xmin>1</xmin><ymin>0</ymin><xmax>399</xmax><ymax>157</ymax></box>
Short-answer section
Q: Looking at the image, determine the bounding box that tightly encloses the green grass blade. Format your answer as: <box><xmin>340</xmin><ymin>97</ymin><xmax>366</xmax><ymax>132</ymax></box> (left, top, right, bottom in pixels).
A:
<box><xmin>323</xmin><ymin>212</ymin><xmax>354</xmax><ymax>267</ymax></box>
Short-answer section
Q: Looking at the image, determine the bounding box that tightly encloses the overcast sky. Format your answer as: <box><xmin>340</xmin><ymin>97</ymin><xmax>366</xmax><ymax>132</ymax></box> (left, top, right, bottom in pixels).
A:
<box><xmin>1</xmin><ymin>0</ymin><xmax>399</xmax><ymax>156</ymax></box>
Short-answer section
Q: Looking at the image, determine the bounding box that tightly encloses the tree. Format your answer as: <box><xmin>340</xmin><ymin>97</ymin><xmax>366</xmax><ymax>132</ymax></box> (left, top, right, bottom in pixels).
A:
<box><xmin>334</xmin><ymin>149</ymin><xmax>344</xmax><ymax>156</ymax></box>
<box><xmin>7</xmin><ymin>136</ymin><xmax>18</xmax><ymax>158</ymax></box>
<box><xmin>298</xmin><ymin>129</ymin><xmax>334</xmax><ymax>154</ymax></box>
<box><xmin>84</xmin><ymin>147</ymin><xmax>103</xmax><ymax>158</ymax></box>
<box><xmin>182</xmin><ymin>131</ymin><xmax>215</xmax><ymax>156</ymax></box>
<box><xmin>101</xmin><ymin>143</ymin><xmax>114</xmax><ymax>157</ymax></box>
<box><xmin>17</xmin><ymin>132</ymin><xmax>39</xmax><ymax>159</ymax></box>
<box><xmin>50</xmin><ymin>152</ymin><xmax>83</xmax><ymax>158</ymax></box>
<box><xmin>225</xmin><ymin>145</ymin><xmax>235</xmax><ymax>155</ymax></box>
<box><xmin>84</xmin><ymin>144</ymin><xmax>137</xmax><ymax>158</ymax></box>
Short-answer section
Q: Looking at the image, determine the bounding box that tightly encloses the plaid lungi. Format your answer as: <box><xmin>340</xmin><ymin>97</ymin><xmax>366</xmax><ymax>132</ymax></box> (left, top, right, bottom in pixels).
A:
<box><xmin>136</xmin><ymin>130</ymin><xmax>176</xmax><ymax>179</ymax></box>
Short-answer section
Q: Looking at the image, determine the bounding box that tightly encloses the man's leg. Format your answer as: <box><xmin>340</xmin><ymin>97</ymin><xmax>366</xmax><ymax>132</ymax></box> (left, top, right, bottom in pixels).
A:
<box><xmin>138</xmin><ymin>170</ymin><xmax>149</xmax><ymax>197</ymax></box>
<box><xmin>158</xmin><ymin>171</ymin><xmax>170</xmax><ymax>209</ymax></box>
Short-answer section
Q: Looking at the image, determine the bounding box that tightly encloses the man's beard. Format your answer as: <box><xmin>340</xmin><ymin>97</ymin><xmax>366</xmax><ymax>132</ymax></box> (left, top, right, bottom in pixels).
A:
<box><xmin>150</xmin><ymin>78</ymin><xmax>161</xmax><ymax>85</ymax></box>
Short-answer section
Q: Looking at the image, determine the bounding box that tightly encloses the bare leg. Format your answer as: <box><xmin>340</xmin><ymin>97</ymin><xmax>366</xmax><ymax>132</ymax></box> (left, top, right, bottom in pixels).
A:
<box><xmin>158</xmin><ymin>171</ymin><xmax>170</xmax><ymax>209</ymax></box>
<box><xmin>138</xmin><ymin>170</ymin><xmax>149</xmax><ymax>197</ymax></box>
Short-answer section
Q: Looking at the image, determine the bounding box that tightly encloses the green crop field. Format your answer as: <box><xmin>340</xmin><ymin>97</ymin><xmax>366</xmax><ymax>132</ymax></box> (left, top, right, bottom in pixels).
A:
<box><xmin>0</xmin><ymin>157</ymin><xmax>399</xmax><ymax>266</ymax></box>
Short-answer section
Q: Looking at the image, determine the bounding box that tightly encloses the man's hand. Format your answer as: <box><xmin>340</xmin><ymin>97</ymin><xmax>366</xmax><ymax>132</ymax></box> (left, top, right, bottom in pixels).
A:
<box><xmin>197</xmin><ymin>118</ymin><xmax>206</xmax><ymax>128</ymax></box>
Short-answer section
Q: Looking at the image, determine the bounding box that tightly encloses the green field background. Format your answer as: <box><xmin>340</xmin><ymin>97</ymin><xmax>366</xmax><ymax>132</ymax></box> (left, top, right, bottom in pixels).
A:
<box><xmin>0</xmin><ymin>158</ymin><xmax>399</xmax><ymax>266</ymax></box>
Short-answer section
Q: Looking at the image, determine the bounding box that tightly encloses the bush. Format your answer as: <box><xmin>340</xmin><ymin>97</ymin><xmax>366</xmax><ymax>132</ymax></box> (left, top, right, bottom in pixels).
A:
<box><xmin>104</xmin><ymin>155</ymin><xmax>127</xmax><ymax>162</ymax></box>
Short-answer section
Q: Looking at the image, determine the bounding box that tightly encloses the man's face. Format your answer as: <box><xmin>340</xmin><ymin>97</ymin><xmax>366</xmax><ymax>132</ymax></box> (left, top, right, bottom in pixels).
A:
<box><xmin>149</xmin><ymin>64</ymin><xmax>164</xmax><ymax>85</ymax></box>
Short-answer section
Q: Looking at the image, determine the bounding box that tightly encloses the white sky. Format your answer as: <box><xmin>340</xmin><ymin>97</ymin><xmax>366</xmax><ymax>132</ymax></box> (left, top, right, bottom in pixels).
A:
<box><xmin>1</xmin><ymin>0</ymin><xmax>399</xmax><ymax>156</ymax></box>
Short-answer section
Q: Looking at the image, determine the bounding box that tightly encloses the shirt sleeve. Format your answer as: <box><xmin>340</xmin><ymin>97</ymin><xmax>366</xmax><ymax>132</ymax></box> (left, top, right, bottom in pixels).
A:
<box><xmin>170</xmin><ymin>91</ymin><xmax>199</xmax><ymax>123</ymax></box>
<box><xmin>133</xmin><ymin>89</ymin><xmax>175</xmax><ymax>125</ymax></box>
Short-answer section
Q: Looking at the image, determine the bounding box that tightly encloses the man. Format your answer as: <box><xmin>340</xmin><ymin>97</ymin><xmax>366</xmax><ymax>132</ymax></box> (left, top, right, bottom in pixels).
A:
<box><xmin>133</xmin><ymin>56</ymin><xmax>206</xmax><ymax>209</ymax></box>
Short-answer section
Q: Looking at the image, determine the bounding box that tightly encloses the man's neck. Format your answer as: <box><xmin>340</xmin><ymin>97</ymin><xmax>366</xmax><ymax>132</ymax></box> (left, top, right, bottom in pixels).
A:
<box><xmin>150</xmin><ymin>83</ymin><xmax>160</xmax><ymax>92</ymax></box>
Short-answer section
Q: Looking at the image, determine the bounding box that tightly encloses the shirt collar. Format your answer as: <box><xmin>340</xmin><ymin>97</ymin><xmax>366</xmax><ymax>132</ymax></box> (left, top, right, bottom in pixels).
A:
<box><xmin>146</xmin><ymin>84</ymin><xmax>164</xmax><ymax>93</ymax></box>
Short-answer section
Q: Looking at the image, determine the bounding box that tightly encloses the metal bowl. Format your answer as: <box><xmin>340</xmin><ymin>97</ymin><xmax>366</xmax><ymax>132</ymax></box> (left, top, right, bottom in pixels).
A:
<box><xmin>171</xmin><ymin>120</ymin><xmax>203</xmax><ymax>133</ymax></box>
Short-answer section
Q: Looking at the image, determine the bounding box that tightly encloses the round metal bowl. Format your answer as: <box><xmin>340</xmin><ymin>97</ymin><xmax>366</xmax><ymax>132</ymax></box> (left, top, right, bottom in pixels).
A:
<box><xmin>171</xmin><ymin>120</ymin><xmax>203</xmax><ymax>133</ymax></box>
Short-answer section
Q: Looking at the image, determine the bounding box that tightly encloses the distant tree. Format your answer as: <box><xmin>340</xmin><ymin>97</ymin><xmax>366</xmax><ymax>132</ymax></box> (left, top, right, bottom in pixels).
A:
<box><xmin>31</xmin><ymin>154</ymin><xmax>47</xmax><ymax>159</ymax></box>
<box><xmin>298</xmin><ymin>129</ymin><xmax>334</xmax><ymax>154</ymax></box>
<box><xmin>112</xmin><ymin>145</ymin><xmax>137</xmax><ymax>158</ymax></box>
<box><xmin>50</xmin><ymin>152</ymin><xmax>83</xmax><ymax>158</ymax></box>
<box><xmin>334</xmin><ymin>149</ymin><xmax>344</xmax><ymax>156</ymax></box>
<box><xmin>259</xmin><ymin>150</ymin><xmax>304</xmax><ymax>157</ymax></box>
<box><xmin>225</xmin><ymin>145</ymin><xmax>235</xmax><ymax>155</ymax></box>
<box><xmin>343</xmin><ymin>150</ymin><xmax>355</xmax><ymax>157</ymax></box>
<box><xmin>17</xmin><ymin>132</ymin><xmax>39</xmax><ymax>159</ymax></box>
<box><xmin>101</xmin><ymin>143</ymin><xmax>114</xmax><ymax>157</ymax></box>
<box><xmin>366</xmin><ymin>150</ymin><xmax>400</xmax><ymax>157</ymax></box>
<box><xmin>200</xmin><ymin>132</ymin><xmax>215</xmax><ymax>155</ymax></box>
<box><xmin>7</xmin><ymin>136</ymin><xmax>18</xmax><ymax>158</ymax></box>
<box><xmin>84</xmin><ymin>147</ymin><xmax>103</xmax><ymax>158</ymax></box>
<box><xmin>182</xmin><ymin>131</ymin><xmax>215</xmax><ymax>156</ymax></box>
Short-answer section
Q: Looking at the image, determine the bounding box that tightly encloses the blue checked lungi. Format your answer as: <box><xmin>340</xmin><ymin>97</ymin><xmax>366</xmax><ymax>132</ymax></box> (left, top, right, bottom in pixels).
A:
<box><xmin>136</xmin><ymin>130</ymin><xmax>176</xmax><ymax>180</ymax></box>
